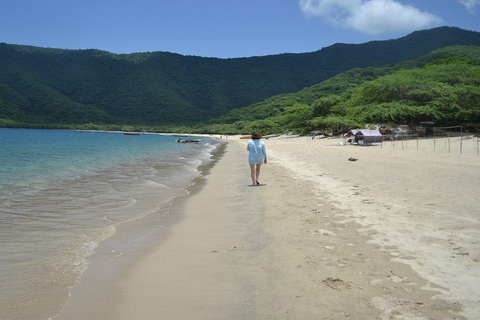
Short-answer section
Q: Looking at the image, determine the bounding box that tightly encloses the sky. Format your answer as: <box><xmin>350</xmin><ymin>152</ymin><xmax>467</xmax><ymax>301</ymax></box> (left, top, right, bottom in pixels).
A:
<box><xmin>1</xmin><ymin>0</ymin><xmax>479</xmax><ymax>58</ymax></box>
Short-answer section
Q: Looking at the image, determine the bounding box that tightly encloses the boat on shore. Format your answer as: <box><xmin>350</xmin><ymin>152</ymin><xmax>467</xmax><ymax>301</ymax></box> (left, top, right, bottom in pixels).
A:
<box><xmin>123</xmin><ymin>132</ymin><xmax>141</xmax><ymax>136</ymax></box>
<box><xmin>175</xmin><ymin>138</ymin><xmax>201</xmax><ymax>144</ymax></box>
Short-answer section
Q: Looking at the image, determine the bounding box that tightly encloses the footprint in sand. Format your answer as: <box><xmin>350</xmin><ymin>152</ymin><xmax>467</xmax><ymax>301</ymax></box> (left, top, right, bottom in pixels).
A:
<box><xmin>336</xmin><ymin>259</ymin><xmax>349</xmax><ymax>268</ymax></box>
<box><xmin>323</xmin><ymin>277</ymin><xmax>351</xmax><ymax>290</ymax></box>
<box><xmin>311</xmin><ymin>229</ymin><xmax>337</xmax><ymax>237</ymax></box>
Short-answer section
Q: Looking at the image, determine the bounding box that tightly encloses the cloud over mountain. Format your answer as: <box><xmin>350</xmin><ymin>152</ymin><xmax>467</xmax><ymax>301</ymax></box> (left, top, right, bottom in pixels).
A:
<box><xmin>458</xmin><ymin>0</ymin><xmax>480</xmax><ymax>13</ymax></box>
<box><xmin>299</xmin><ymin>0</ymin><xmax>443</xmax><ymax>34</ymax></box>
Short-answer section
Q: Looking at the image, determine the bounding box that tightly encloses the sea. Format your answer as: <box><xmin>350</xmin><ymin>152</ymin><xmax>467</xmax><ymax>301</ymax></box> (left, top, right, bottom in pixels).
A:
<box><xmin>0</xmin><ymin>128</ymin><xmax>223</xmax><ymax>319</ymax></box>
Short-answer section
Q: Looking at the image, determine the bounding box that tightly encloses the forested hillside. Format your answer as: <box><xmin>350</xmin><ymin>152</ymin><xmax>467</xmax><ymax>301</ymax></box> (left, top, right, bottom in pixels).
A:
<box><xmin>1</xmin><ymin>27</ymin><xmax>480</xmax><ymax>129</ymax></box>
<box><xmin>202</xmin><ymin>46</ymin><xmax>480</xmax><ymax>135</ymax></box>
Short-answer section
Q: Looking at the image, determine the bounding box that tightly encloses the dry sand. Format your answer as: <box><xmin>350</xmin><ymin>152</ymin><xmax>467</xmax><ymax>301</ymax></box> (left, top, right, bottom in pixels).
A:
<box><xmin>259</xmin><ymin>135</ymin><xmax>480</xmax><ymax>319</ymax></box>
<box><xmin>56</xmin><ymin>135</ymin><xmax>479</xmax><ymax>320</ymax></box>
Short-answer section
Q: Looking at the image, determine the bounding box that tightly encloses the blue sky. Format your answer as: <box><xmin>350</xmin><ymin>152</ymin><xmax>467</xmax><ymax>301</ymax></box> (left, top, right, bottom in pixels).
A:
<box><xmin>1</xmin><ymin>0</ymin><xmax>479</xmax><ymax>58</ymax></box>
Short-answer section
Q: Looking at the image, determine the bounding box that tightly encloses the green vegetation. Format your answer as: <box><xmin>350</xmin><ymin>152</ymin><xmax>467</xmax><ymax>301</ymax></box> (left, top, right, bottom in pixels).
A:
<box><xmin>0</xmin><ymin>27</ymin><xmax>480</xmax><ymax>133</ymax></box>
<box><xmin>198</xmin><ymin>46</ymin><xmax>480</xmax><ymax>135</ymax></box>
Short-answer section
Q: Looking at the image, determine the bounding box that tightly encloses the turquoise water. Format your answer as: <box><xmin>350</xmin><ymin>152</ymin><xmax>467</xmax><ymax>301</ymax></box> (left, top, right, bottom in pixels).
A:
<box><xmin>0</xmin><ymin>129</ymin><xmax>192</xmax><ymax>187</ymax></box>
<box><xmin>0</xmin><ymin>128</ymin><xmax>221</xmax><ymax>319</ymax></box>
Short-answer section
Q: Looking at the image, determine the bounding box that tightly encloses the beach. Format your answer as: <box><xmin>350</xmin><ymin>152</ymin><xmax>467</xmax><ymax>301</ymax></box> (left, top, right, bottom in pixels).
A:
<box><xmin>55</xmin><ymin>135</ymin><xmax>479</xmax><ymax>319</ymax></box>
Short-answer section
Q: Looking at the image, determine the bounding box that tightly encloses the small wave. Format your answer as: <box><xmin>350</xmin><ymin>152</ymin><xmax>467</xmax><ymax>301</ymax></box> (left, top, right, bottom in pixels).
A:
<box><xmin>127</xmin><ymin>198</ymin><xmax>137</xmax><ymax>206</ymax></box>
<box><xmin>71</xmin><ymin>258</ymin><xmax>86</xmax><ymax>267</ymax></box>
<box><xmin>185</xmin><ymin>159</ymin><xmax>202</xmax><ymax>171</ymax></box>
<box><xmin>143</xmin><ymin>180</ymin><xmax>168</xmax><ymax>188</ymax></box>
<box><xmin>82</xmin><ymin>241</ymin><xmax>99</xmax><ymax>250</ymax></box>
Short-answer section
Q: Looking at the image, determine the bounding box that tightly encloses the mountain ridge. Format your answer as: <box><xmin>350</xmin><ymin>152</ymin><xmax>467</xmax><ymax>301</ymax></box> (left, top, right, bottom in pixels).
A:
<box><xmin>1</xmin><ymin>26</ymin><xmax>480</xmax><ymax>127</ymax></box>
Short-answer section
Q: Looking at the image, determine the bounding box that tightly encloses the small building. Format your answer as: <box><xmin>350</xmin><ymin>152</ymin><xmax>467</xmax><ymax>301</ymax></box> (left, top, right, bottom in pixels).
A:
<box><xmin>356</xmin><ymin>129</ymin><xmax>383</xmax><ymax>144</ymax></box>
<box><xmin>345</xmin><ymin>129</ymin><xmax>383</xmax><ymax>144</ymax></box>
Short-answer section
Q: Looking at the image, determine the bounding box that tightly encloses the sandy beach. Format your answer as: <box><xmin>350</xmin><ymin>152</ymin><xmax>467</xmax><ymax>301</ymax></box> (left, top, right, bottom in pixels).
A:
<box><xmin>56</xmin><ymin>135</ymin><xmax>479</xmax><ymax>320</ymax></box>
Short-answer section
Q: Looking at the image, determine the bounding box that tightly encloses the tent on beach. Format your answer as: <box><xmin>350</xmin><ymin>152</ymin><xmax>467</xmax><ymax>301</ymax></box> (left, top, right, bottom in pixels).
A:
<box><xmin>345</xmin><ymin>129</ymin><xmax>383</xmax><ymax>144</ymax></box>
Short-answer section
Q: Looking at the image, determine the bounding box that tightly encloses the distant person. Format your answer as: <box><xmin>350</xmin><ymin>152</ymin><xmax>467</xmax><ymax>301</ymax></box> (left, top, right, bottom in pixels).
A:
<box><xmin>246</xmin><ymin>131</ymin><xmax>267</xmax><ymax>186</ymax></box>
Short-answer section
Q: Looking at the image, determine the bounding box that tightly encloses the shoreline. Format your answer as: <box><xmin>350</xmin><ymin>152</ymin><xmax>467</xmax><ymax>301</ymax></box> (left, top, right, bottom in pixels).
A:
<box><xmin>55</xmin><ymin>140</ymin><xmax>273</xmax><ymax>319</ymax></box>
<box><xmin>55</xmin><ymin>135</ymin><xmax>479</xmax><ymax>319</ymax></box>
<box><xmin>53</xmin><ymin>141</ymin><xmax>228</xmax><ymax>320</ymax></box>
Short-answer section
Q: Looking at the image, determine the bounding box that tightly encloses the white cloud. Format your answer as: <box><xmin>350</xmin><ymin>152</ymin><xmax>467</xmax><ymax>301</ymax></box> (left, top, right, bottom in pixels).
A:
<box><xmin>299</xmin><ymin>0</ymin><xmax>443</xmax><ymax>34</ymax></box>
<box><xmin>458</xmin><ymin>0</ymin><xmax>480</xmax><ymax>13</ymax></box>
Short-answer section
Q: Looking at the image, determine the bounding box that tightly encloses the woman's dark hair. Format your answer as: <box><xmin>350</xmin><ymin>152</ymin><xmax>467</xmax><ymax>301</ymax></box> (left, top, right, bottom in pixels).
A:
<box><xmin>251</xmin><ymin>131</ymin><xmax>262</xmax><ymax>139</ymax></box>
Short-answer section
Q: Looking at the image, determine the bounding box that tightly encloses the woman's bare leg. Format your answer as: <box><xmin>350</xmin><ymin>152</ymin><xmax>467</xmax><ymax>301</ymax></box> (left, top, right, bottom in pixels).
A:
<box><xmin>250</xmin><ymin>164</ymin><xmax>256</xmax><ymax>186</ymax></box>
<box><xmin>255</xmin><ymin>164</ymin><xmax>261</xmax><ymax>185</ymax></box>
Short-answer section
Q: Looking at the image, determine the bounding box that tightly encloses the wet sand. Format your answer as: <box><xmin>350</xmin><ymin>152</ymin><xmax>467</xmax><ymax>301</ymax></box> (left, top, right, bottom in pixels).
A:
<box><xmin>56</xmin><ymin>135</ymin><xmax>480</xmax><ymax>319</ymax></box>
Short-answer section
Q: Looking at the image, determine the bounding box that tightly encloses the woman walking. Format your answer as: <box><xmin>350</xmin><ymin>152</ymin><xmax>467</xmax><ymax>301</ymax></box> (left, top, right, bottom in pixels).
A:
<box><xmin>246</xmin><ymin>131</ymin><xmax>267</xmax><ymax>186</ymax></box>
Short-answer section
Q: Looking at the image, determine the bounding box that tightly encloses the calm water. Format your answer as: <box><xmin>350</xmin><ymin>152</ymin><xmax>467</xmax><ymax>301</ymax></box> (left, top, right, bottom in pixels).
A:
<box><xmin>0</xmin><ymin>128</ymin><xmax>221</xmax><ymax>319</ymax></box>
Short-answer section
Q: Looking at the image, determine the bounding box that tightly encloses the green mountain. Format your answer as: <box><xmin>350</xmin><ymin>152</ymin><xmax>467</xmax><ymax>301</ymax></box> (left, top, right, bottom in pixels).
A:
<box><xmin>206</xmin><ymin>46</ymin><xmax>480</xmax><ymax>135</ymax></box>
<box><xmin>1</xmin><ymin>26</ymin><xmax>480</xmax><ymax>128</ymax></box>
<box><xmin>213</xmin><ymin>45</ymin><xmax>480</xmax><ymax>123</ymax></box>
